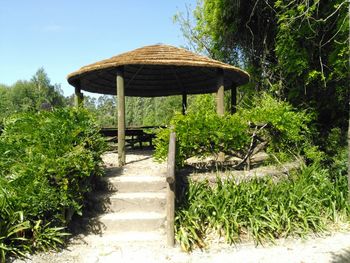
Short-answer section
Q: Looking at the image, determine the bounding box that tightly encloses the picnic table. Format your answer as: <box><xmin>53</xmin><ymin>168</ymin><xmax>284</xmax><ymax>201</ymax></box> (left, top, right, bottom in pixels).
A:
<box><xmin>100</xmin><ymin>126</ymin><xmax>162</xmax><ymax>149</ymax></box>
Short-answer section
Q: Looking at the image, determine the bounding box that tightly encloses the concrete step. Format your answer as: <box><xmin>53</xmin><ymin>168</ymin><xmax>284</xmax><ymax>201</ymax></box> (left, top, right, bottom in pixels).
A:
<box><xmin>99</xmin><ymin>212</ymin><xmax>166</xmax><ymax>233</ymax></box>
<box><xmin>105</xmin><ymin>167</ymin><xmax>166</xmax><ymax>178</ymax></box>
<box><xmin>90</xmin><ymin>192</ymin><xmax>166</xmax><ymax>213</ymax></box>
<box><xmin>97</xmin><ymin>175</ymin><xmax>166</xmax><ymax>192</ymax></box>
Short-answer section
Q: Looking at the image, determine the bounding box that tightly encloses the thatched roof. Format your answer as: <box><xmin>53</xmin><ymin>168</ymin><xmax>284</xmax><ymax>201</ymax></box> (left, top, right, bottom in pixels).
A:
<box><xmin>67</xmin><ymin>44</ymin><xmax>249</xmax><ymax>97</ymax></box>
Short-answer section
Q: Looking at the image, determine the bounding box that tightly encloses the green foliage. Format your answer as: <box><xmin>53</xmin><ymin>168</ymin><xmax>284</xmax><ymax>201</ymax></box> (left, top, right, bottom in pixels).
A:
<box><xmin>0</xmin><ymin>188</ymin><xmax>31</xmax><ymax>262</ymax></box>
<box><xmin>31</xmin><ymin>221</ymin><xmax>69</xmax><ymax>252</ymax></box>
<box><xmin>82</xmin><ymin>95</ymin><xmax>118</xmax><ymax>128</ymax></box>
<box><xmin>126</xmin><ymin>96</ymin><xmax>183</xmax><ymax>127</ymax></box>
<box><xmin>0</xmin><ymin>108</ymin><xmax>106</xmax><ymax>260</ymax></box>
<box><xmin>176</xmin><ymin>0</ymin><xmax>349</xmax><ymax>151</ymax></box>
<box><xmin>274</xmin><ymin>0</ymin><xmax>349</xmax><ymax>131</ymax></box>
<box><xmin>187</xmin><ymin>94</ymin><xmax>216</xmax><ymax>113</ymax></box>
<box><xmin>0</xmin><ymin>68</ymin><xmax>65</xmax><ymax>124</ymax></box>
<box><xmin>154</xmin><ymin>94</ymin><xmax>312</xmax><ymax>166</ymax></box>
<box><xmin>176</xmin><ymin>165</ymin><xmax>350</xmax><ymax>251</ymax></box>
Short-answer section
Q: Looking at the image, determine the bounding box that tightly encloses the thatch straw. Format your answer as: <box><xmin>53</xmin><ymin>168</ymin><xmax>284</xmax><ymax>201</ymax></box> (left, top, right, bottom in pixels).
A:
<box><xmin>67</xmin><ymin>44</ymin><xmax>249</xmax><ymax>97</ymax></box>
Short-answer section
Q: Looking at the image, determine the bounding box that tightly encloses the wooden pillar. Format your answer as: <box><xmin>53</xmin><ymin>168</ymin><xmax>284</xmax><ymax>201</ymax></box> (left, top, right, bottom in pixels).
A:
<box><xmin>216</xmin><ymin>68</ymin><xmax>225</xmax><ymax>162</ymax></box>
<box><xmin>182</xmin><ymin>93</ymin><xmax>187</xmax><ymax>115</ymax></box>
<box><xmin>74</xmin><ymin>87</ymin><xmax>83</xmax><ymax>107</ymax></box>
<box><xmin>216</xmin><ymin>69</ymin><xmax>225</xmax><ymax>116</ymax></box>
<box><xmin>231</xmin><ymin>85</ymin><xmax>237</xmax><ymax>114</ymax></box>
<box><xmin>117</xmin><ymin>67</ymin><xmax>126</xmax><ymax>167</ymax></box>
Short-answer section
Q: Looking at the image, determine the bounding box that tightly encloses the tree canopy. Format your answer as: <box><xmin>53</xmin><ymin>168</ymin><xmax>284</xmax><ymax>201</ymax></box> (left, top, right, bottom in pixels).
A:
<box><xmin>175</xmin><ymin>0</ymin><xmax>349</xmax><ymax>142</ymax></box>
<box><xmin>0</xmin><ymin>68</ymin><xmax>65</xmax><ymax>121</ymax></box>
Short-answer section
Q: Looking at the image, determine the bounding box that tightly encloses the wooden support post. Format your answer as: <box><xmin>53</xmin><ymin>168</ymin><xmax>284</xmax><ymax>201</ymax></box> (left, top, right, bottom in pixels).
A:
<box><xmin>182</xmin><ymin>93</ymin><xmax>187</xmax><ymax>115</ymax></box>
<box><xmin>166</xmin><ymin>131</ymin><xmax>176</xmax><ymax>247</ymax></box>
<box><xmin>79</xmin><ymin>92</ymin><xmax>84</xmax><ymax>106</ymax></box>
<box><xmin>216</xmin><ymin>68</ymin><xmax>225</xmax><ymax>162</ymax></box>
<box><xmin>216</xmin><ymin>69</ymin><xmax>225</xmax><ymax>116</ymax></box>
<box><xmin>231</xmin><ymin>85</ymin><xmax>237</xmax><ymax>114</ymax></box>
<box><xmin>74</xmin><ymin>87</ymin><xmax>83</xmax><ymax>107</ymax></box>
<box><xmin>117</xmin><ymin>67</ymin><xmax>126</xmax><ymax>167</ymax></box>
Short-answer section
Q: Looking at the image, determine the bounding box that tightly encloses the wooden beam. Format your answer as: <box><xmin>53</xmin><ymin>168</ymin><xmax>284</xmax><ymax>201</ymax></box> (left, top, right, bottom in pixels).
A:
<box><xmin>231</xmin><ymin>85</ymin><xmax>237</xmax><ymax>114</ymax></box>
<box><xmin>216</xmin><ymin>68</ymin><xmax>224</xmax><ymax>116</ymax></box>
<box><xmin>117</xmin><ymin>67</ymin><xmax>126</xmax><ymax>167</ymax></box>
<box><xmin>182</xmin><ymin>93</ymin><xmax>187</xmax><ymax>115</ymax></box>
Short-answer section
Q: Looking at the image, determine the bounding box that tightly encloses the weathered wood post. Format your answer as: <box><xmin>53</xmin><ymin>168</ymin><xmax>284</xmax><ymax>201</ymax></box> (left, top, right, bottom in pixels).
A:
<box><xmin>216</xmin><ymin>68</ymin><xmax>225</xmax><ymax>162</ymax></box>
<box><xmin>231</xmin><ymin>85</ymin><xmax>237</xmax><ymax>114</ymax></box>
<box><xmin>216</xmin><ymin>68</ymin><xmax>225</xmax><ymax>116</ymax></box>
<box><xmin>182</xmin><ymin>93</ymin><xmax>187</xmax><ymax>115</ymax></box>
<box><xmin>166</xmin><ymin>131</ymin><xmax>176</xmax><ymax>247</ymax></box>
<box><xmin>74</xmin><ymin>87</ymin><xmax>83</xmax><ymax>107</ymax></box>
<box><xmin>117</xmin><ymin>67</ymin><xmax>126</xmax><ymax>167</ymax></box>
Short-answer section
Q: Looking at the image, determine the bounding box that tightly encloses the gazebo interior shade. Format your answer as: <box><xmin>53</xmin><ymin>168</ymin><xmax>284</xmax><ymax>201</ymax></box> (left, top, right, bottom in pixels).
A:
<box><xmin>67</xmin><ymin>45</ymin><xmax>249</xmax><ymax>97</ymax></box>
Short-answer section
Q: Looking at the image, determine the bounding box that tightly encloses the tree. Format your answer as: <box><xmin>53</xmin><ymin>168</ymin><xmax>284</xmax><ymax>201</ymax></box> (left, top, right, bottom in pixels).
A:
<box><xmin>174</xmin><ymin>0</ymin><xmax>278</xmax><ymax>89</ymax></box>
<box><xmin>176</xmin><ymin>0</ymin><xmax>349</xmax><ymax>147</ymax></box>
<box><xmin>274</xmin><ymin>0</ymin><xmax>349</xmax><ymax>133</ymax></box>
<box><xmin>31</xmin><ymin>67</ymin><xmax>65</xmax><ymax>108</ymax></box>
<box><xmin>97</xmin><ymin>95</ymin><xmax>116</xmax><ymax>127</ymax></box>
<box><xmin>0</xmin><ymin>68</ymin><xmax>66</xmax><ymax>121</ymax></box>
<box><xmin>0</xmin><ymin>85</ymin><xmax>12</xmax><ymax>121</ymax></box>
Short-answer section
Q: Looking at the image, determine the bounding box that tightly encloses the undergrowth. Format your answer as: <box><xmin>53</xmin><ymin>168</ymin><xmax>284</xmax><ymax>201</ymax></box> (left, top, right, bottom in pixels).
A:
<box><xmin>154</xmin><ymin>93</ymin><xmax>313</xmax><ymax>167</ymax></box>
<box><xmin>0</xmin><ymin>108</ymin><xmax>106</xmax><ymax>261</ymax></box>
<box><xmin>175</xmin><ymin>164</ymin><xmax>350</xmax><ymax>252</ymax></box>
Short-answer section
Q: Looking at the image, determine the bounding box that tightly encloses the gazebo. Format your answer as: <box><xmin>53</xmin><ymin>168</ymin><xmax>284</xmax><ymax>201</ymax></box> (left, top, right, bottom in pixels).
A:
<box><xmin>67</xmin><ymin>44</ymin><xmax>249</xmax><ymax>166</ymax></box>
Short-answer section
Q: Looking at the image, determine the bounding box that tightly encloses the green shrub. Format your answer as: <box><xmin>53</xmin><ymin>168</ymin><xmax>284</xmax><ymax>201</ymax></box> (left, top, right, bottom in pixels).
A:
<box><xmin>176</xmin><ymin>165</ymin><xmax>350</xmax><ymax>251</ymax></box>
<box><xmin>0</xmin><ymin>108</ymin><xmax>106</xmax><ymax>260</ymax></box>
<box><xmin>154</xmin><ymin>93</ymin><xmax>313</xmax><ymax>166</ymax></box>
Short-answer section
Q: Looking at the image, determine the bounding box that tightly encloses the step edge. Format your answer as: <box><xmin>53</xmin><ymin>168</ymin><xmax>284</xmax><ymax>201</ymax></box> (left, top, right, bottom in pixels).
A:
<box><xmin>99</xmin><ymin>212</ymin><xmax>166</xmax><ymax>220</ymax></box>
<box><xmin>105</xmin><ymin>176</ymin><xmax>165</xmax><ymax>182</ymax></box>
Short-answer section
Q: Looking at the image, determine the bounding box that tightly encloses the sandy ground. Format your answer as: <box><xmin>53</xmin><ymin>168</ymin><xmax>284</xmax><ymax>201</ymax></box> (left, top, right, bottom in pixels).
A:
<box><xmin>12</xmin><ymin>150</ymin><xmax>350</xmax><ymax>263</ymax></box>
<box><xmin>13</xmin><ymin>231</ymin><xmax>350</xmax><ymax>263</ymax></box>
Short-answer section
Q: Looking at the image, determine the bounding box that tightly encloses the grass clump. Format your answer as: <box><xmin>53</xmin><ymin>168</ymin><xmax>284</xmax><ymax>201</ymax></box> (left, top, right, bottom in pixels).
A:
<box><xmin>175</xmin><ymin>165</ymin><xmax>350</xmax><ymax>252</ymax></box>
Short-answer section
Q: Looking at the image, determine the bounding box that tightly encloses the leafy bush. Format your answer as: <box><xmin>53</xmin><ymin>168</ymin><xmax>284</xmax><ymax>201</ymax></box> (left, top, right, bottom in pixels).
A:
<box><xmin>154</xmin><ymin>93</ymin><xmax>313</xmax><ymax>166</ymax></box>
<box><xmin>0</xmin><ymin>108</ymin><xmax>106</xmax><ymax>260</ymax></box>
<box><xmin>176</xmin><ymin>165</ymin><xmax>350</xmax><ymax>251</ymax></box>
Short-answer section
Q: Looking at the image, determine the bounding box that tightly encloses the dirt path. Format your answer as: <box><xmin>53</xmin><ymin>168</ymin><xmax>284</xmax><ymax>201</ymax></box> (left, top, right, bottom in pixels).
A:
<box><xmin>14</xmin><ymin>231</ymin><xmax>350</xmax><ymax>263</ymax></box>
<box><xmin>13</xmin><ymin>150</ymin><xmax>350</xmax><ymax>263</ymax></box>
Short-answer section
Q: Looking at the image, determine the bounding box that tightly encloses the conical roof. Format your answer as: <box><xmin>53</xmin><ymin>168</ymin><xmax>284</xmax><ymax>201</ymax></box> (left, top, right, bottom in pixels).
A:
<box><xmin>67</xmin><ymin>44</ymin><xmax>249</xmax><ymax>97</ymax></box>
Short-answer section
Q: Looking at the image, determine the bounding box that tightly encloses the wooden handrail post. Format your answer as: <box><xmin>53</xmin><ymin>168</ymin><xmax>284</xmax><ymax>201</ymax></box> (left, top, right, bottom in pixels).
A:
<box><xmin>166</xmin><ymin>131</ymin><xmax>176</xmax><ymax>247</ymax></box>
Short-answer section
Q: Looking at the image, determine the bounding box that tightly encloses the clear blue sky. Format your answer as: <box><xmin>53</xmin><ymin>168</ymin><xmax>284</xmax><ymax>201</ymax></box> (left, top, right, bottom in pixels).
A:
<box><xmin>0</xmin><ymin>0</ymin><xmax>196</xmax><ymax>96</ymax></box>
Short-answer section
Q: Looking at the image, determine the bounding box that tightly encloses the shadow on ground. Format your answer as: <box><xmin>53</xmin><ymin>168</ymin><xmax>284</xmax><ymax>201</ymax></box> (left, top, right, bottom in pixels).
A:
<box><xmin>68</xmin><ymin>148</ymin><xmax>155</xmax><ymax>239</ymax></box>
<box><xmin>68</xmin><ymin>165</ymin><xmax>123</xmax><ymax>238</ymax></box>
<box><xmin>331</xmin><ymin>248</ymin><xmax>350</xmax><ymax>263</ymax></box>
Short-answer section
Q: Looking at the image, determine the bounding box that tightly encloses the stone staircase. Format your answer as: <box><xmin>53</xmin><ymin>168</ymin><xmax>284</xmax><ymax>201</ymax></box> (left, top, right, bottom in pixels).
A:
<box><xmin>88</xmin><ymin>154</ymin><xmax>167</xmax><ymax>243</ymax></box>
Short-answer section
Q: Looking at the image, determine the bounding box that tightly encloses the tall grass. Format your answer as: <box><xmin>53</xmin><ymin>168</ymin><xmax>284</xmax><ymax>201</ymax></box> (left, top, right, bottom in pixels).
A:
<box><xmin>175</xmin><ymin>165</ymin><xmax>349</xmax><ymax>251</ymax></box>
